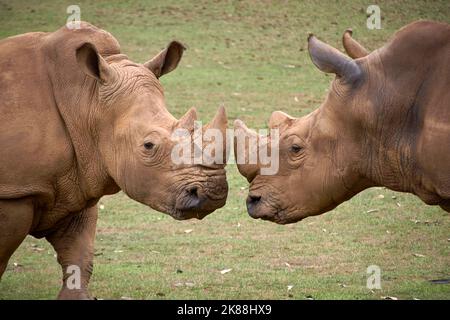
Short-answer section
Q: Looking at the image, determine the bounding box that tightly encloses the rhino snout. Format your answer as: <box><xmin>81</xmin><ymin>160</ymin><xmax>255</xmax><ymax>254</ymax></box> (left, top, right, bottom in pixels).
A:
<box><xmin>173</xmin><ymin>175</ymin><xmax>228</xmax><ymax>220</ymax></box>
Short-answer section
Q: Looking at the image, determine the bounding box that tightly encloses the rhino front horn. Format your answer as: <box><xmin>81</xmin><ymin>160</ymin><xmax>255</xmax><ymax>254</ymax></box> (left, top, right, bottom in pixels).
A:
<box><xmin>204</xmin><ymin>105</ymin><xmax>228</xmax><ymax>163</ymax></box>
<box><xmin>209</xmin><ymin>105</ymin><xmax>227</xmax><ymax>132</ymax></box>
<box><xmin>234</xmin><ymin>119</ymin><xmax>260</xmax><ymax>182</ymax></box>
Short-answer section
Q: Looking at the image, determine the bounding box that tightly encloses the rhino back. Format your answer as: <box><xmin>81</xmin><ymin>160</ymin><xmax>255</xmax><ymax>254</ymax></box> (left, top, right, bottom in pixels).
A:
<box><xmin>0</xmin><ymin>32</ymin><xmax>74</xmax><ymax>201</ymax></box>
<box><xmin>0</xmin><ymin>23</ymin><xmax>121</xmax><ymax>232</ymax></box>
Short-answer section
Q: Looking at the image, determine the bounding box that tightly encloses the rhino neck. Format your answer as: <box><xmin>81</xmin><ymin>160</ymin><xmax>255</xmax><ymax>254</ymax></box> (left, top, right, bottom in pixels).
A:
<box><xmin>359</xmin><ymin>50</ymin><xmax>439</xmax><ymax>201</ymax></box>
<box><xmin>43</xmin><ymin>28</ymin><xmax>121</xmax><ymax>202</ymax></box>
<box><xmin>51</xmin><ymin>77</ymin><xmax>120</xmax><ymax>200</ymax></box>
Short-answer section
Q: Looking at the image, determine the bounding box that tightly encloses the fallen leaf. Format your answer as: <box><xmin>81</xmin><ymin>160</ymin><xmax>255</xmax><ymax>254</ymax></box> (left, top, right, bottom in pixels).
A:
<box><xmin>366</xmin><ymin>209</ymin><xmax>379</xmax><ymax>214</ymax></box>
<box><xmin>287</xmin><ymin>285</ymin><xmax>294</xmax><ymax>291</ymax></box>
<box><xmin>285</xmin><ymin>262</ymin><xmax>291</xmax><ymax>268</ymax></box>
<box><xmin>376</xmin><ymin>194</ymin><xmax>385</xmax><ymax>199</ymax></box>
<box><xmin>120</xmin><ymin>296</ymin><xmax>133</xmax><ymax>300</ymax></box>
<box><xmin>114</xmin><ymin>250</ymin><xmax>124</xmax><ymax>253</ymax></box>
<box><xmin>382</xmin><ymin>296</ymin><xmax>398</xmax><ymax>300</ymax></box>
<box><xmin>305</xmin><ymin>295</ymin><xmax>314</xmax><ymax>300</ymax></box>
<box><xmin>413</xmin><ymin>253</ymin><xmax>426</xmax><ymax>258</ymax></box>
<box><xmin>396</xmin><ymin>202</ymin><xmax>402</xmax><ymax>207</ymax></box>
<box><xmin>99</xmin><ymin>204</ymin><xmax>105</xmax><ymax>210</ymax></box>
<box><xmin>322</xmin><ymin>228</ymin><xmax>327</xmax><ymax>233</ymax></box>
<box><xmin>184</xmin><ymin>229</ymin><xmax>193</xmax><ymax>234</ymax></box>
<box><xmin>220</xmin><ymin>268</ymin><xmax>232</xmax><ymax>275</ymax></box>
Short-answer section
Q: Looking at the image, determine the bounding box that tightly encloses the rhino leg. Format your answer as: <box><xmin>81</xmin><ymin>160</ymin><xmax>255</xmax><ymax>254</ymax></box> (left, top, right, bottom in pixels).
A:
<box><xmin>0</xmin><ymin>199</ymin><xmax>34</xmax><ymax>279</ymax></box>
<box><xmin>46</xmin><ymin>205</ymin><xmax>97</xmax><ymax>300</ymax></box>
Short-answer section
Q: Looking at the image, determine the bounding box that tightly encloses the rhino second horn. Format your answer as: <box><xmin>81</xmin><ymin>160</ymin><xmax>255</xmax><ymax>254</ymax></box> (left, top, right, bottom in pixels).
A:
<box><xmin>178</xmin><ymin>107</ymin><xmax>198</xmax><ymax>130</ymax></box>
<box><xmin>233</xmin><ymin>119</ymin><xmax>260</xmax><ymax>182</ymax></box>
<box><xmin>268</xmin><ymin>110</ymin><xmax>296</xmax><ymax>128</ymax></box>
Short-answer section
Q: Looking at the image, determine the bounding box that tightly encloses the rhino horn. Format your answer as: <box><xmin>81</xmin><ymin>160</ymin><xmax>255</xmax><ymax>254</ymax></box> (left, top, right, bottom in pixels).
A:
<box><xmin>177</xmin><ymin>107</ymin><xmax>197</xmax><ymax>130</ymax></box>
<box><xmin>208</xmin><ymin>105</ymin><xmax>227</xmax><ymax>133</ymax></box>
<box><xmin>234</xmin><ymin>119</ymin><xmax>260</xmax><ymax>182</ymax></box>
<box><xmin>203</xmin><ymin>105</ymin><xmax>228</xmax><ymax>163</ymax></box>
<box><xmin>269</xmin><ymin>111</ymin><xmax>296</xmax><ymax>128</ymax></box>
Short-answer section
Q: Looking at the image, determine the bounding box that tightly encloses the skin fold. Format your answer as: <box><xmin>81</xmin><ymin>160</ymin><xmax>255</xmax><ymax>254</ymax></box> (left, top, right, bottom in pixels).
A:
<box><xmin>235</xmin><ymin>20</ymin><xmax>450</xmax><ymax>224</ymax></box>
<box><xmin>0</xmin><ymin>22</ymin><xmax>228</xmax><ymax>299</ymax></box>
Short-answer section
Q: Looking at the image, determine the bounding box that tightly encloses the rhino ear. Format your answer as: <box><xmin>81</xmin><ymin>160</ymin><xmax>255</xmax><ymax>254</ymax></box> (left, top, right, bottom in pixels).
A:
<box><xmin>269</xmin><ymin>111</ymin><xmax>295</xmax><ymax>128</ymax></box>
<box><xmin>308</xmin><ymin>34</ymin><xmax>362</xmax><ymax>83</ymax></box>
<box><xmin>144</xmin><ymin>41</ymin><xmax>186</xmax><ymax>78</ymax></box>
<box><xmin>342</xmin><ymin>29</ymin><xmax>369</xmax><ymax>59</ymax></box>
<box><xmin>76</xmin><ymin>42</ymin><xmax>114</xmax><ymax>83</ymax></box>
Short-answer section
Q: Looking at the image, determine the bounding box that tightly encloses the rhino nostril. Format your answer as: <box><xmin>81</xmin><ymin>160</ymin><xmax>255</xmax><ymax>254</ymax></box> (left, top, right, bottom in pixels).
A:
<box><xmin>187</xmin><ymin>186</ymin><xmax>198</xmax><ymax>198</ymax></box>
<box><xmin>246</xmin><ymin>194</ymin><xmax>261</xmax><ymax>217</ymax></box>
<box><xmin>246</xmin><ymin>194</ymin><xmax>261</xmax><ymax>207</ymax></box>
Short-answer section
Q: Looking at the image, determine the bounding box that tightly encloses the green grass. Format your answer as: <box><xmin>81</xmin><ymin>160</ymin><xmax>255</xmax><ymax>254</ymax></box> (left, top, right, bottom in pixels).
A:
<box><xmin>0</xmin><ymin>0</ymin><xmax>449</xmax><ymax>300</ymax></box>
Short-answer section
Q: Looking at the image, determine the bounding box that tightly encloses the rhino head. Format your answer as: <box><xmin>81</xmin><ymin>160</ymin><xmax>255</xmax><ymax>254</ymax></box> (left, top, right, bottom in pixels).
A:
<box><xmin>234</xmin><ymin>31</ymin><xmax>376</xmax><ymax>224</ymax></box>
<box><xmin>75</xmin><ymin>41</ymin><xmax>228</xmax><ymax>220</ymax></box>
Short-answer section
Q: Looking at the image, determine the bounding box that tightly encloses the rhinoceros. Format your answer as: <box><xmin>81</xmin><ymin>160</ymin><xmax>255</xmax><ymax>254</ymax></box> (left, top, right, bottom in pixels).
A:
<box><xmin>0</xmin><ymin>22</ymin><xmax>228</xmax><ymax>299</ymax></box>
<box><xmin>234</xmin><ymin>20</ymin><xmax>450</xmax><ymax>224</ymax></box>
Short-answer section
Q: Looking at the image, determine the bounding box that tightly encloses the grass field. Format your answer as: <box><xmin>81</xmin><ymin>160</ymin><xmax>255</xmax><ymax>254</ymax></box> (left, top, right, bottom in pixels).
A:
<box><xmin>0</xmin><ymin>0</ymin><xmax>449</xmax><ymax>300</ymax></box>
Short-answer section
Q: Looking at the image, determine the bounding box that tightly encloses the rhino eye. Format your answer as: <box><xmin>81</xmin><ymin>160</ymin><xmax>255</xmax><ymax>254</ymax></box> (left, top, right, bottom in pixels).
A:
<box><xmin>289</xmin><ymin>144</ymin><xmax>303</xmax><ymax>153</ymax></box>
<box><xmin>144</xmin><ymin>142</ymin><xmax>155</xmax><ymax>150</ymax></box>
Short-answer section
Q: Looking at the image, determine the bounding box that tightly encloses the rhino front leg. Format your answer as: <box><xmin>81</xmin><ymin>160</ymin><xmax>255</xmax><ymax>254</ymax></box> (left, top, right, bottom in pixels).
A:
<box><xmin>0</xmin><ymin>199</ymin><xmax>34</xmax><ymax>278</ymax></box>
<box><xmin>46</xmin><ymin>205</ymin><xmax>97</xmax><ymax>300</ymax></box>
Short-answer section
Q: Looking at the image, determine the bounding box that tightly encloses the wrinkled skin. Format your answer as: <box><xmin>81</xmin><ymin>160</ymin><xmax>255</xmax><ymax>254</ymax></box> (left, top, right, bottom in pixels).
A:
<box><xmin>235</xmin><ymin>20</ymin><xmax>450</xmax><ymax>224</ymax></box>
<box><xmin>0</xmin><ymin>22</ymin><xmax>228</xmax><ymax>299</ymax></box>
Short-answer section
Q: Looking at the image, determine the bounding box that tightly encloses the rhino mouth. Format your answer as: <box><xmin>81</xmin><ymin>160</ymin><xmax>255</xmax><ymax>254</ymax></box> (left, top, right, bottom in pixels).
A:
<box><xmin>246</xmin><ymin>188</ymin><xmax>305</xmax><ymax>225</ymax></box>
<box><xmin>170</xmin><ymin>196</ymin><xmax>227</xmax><ymax>220</ymax></box>
<box><xmin>248</xmin><ymin>206</ymin><xmax>305</xmax><ymax>225</ymax></box>
<box><xmin>170</xmin><ymin>178</ymin><xmax>228</xmax><ymax>220</ymax></box>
